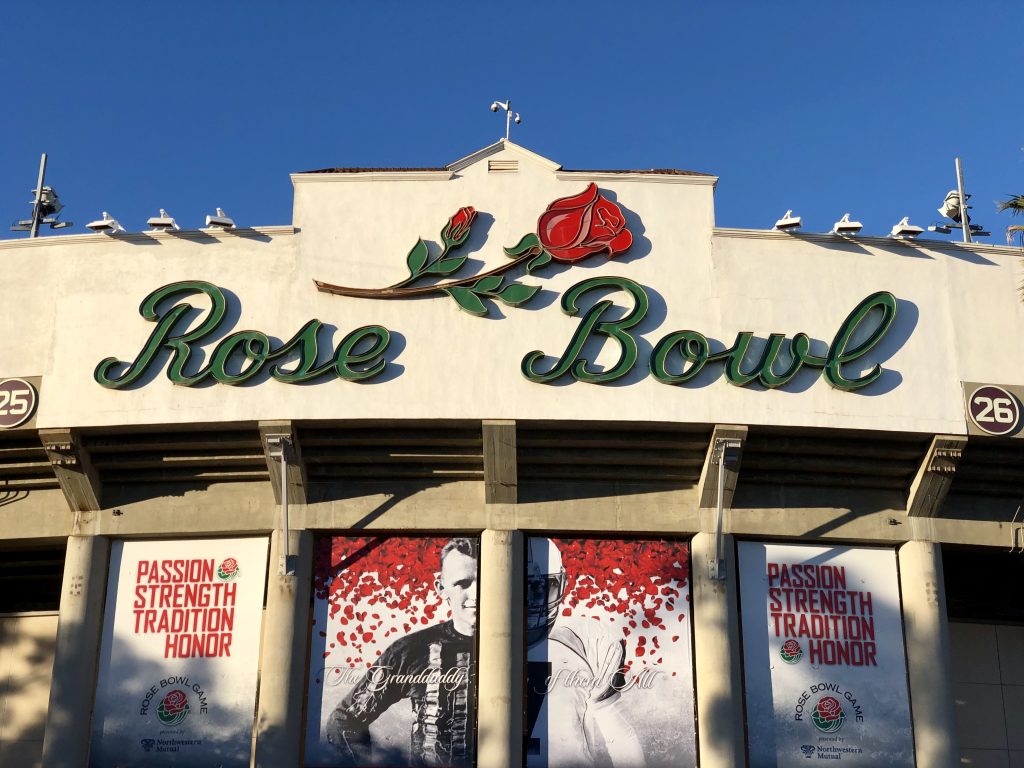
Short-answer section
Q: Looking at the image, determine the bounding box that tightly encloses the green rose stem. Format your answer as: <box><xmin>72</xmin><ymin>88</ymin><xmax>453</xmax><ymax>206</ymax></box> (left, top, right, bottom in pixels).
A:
<box><xmin>314</xmin><ymin>250</ymin><xmax>536</xmax><ymax>298</ymax></box>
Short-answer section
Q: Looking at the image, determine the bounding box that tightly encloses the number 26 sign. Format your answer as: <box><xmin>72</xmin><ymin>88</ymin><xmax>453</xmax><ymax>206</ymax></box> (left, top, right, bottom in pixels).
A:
<box><xmin>0</xmin><ymin>378</ymin><xmax>39</xmax><ymax>429</ymax></box>
<box><xmin>964</xmin><ymin>383</ymin><xmax>1022</xmax><ymax>437</ymax></box>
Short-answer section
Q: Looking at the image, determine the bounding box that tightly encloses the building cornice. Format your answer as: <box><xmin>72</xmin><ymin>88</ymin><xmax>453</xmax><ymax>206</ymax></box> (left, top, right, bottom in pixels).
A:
<box><xmin>556</xmin><ymin>171</ymin><xmax>718</xmax><ymax>186</ymax></box>
<box><xmin>0</xmin><ymin>225</ymin><xmax>296</xmax><ymax>250</ymax></box>
<box><xmin>290</xmin><ymin>170</ymin><xmax>453</xmax><ymax>185</ymax></box>
<box><xmin>713</xmin><ymin>227</ymin><xmax>1023</xmax><ymax>257</ymax></box>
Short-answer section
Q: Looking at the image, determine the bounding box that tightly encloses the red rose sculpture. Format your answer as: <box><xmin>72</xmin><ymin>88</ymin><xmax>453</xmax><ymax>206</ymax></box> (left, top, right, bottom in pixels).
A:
<box><xmin>537</xmin><ymin>183</ymin><xmax>633</xmax><ymax>263</ymax></box>
<box><xmin>314</xmin><ymin>185</ymin><xmax>636</xmax><ymax>316</ymax></box>
<box><xmin>441</xmin><ymin>207</ymin><xmax>477</xmax><ymax>249</ymax></box>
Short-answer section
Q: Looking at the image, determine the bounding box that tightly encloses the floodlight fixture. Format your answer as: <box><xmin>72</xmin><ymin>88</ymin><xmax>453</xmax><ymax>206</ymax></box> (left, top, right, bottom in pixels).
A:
<box><xmin>86</xmin><ymin>212</ymin><xmax>125</xmax><ymax>234</ymax></box>
<box><xmin>205</xmin><ymin>208</ymin><xmax>235</xmax><ymax>229</ymax></box>
<box><xmin>831</xmin><ymin>213</ymin><xmax>863</xmax><ymax>236</ymax></box>
<box><xmin>938</xmin><ymin>190</ymin><xmax>969</xmax><ymax>223</ymax></box>
<box><xmin>889</xmin><ymin>217</ymin><xmax>923</xmax><ymax>240</ymax></box>
<box><xmin>147</xmin><ymin>209</ymin><xmax>179</xmax><ymax>232</ymax></box>
<box><xmin>773</xmin><ymin>210</ymin><xmax>802</xmax><ymax>232</ymax></box>
<box><xmin>8</xmin><ymin>154</ymin><xmax>74</xmax><ymax>236</ymax></box>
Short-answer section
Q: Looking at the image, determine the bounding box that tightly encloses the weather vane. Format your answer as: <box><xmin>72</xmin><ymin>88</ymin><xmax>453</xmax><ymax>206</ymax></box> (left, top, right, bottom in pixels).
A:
<box><xmin>490</xmin><ymin>99</ymin><xmax>521</xmax><ymax>141</ymax></box>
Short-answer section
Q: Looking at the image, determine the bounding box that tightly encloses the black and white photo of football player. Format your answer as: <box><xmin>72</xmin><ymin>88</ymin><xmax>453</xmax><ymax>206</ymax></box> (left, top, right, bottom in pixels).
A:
<box><xmin>326</xmin><ymin>537</ymin><xmax>478</xmax><ymax>767</ymax></box>
<box><xmin>525</xmin><ymin>537</ymin><xmax>645</xmax><ymax>768</ymax></box>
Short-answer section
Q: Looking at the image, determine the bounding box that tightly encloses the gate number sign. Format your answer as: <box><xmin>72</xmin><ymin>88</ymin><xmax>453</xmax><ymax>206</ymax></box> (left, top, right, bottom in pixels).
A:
<box><xmin>0</xmin><ymin>378</ymin><xmax>38</xmax><ymax>429</ymax></box>
<box><xmin>967</xmin><ymin>384</ymin><xmax>1021</xmax><ymax>436</ymax></box>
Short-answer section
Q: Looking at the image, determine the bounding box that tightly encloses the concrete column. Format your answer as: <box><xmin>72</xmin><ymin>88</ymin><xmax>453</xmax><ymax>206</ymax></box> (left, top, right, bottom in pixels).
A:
<box><xmin>254</xmin><ymin>529</ymin><xmax>313</xmax><ymax>767</ymax></box>
<box><xmin>477</xmin><ymin>529</ymin><xmax>524</xmax><ymax>768</ymax></box>
<box><xmin>899</xmin><ymin>540</ymin><xmax>959</xmax><ymax>768</ymax></box>
<box><xmin>690</xmin><ymin>532</ymin><xmax>746</xmax><ymax>768</ymax></box>
<box><xmin>41</xmin><ymin>535</ymin><xmax>111</xmax><ymax>768</ymax></box>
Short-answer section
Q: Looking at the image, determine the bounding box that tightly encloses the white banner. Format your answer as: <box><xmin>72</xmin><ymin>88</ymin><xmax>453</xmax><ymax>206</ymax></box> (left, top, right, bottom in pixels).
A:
<box><xmin>739</xmin><ymin>542</ymin><xmax>913</xmax><ymax>767</ymax></box>
<box><xmin>525</xmin><ymin>537</ymin><xmax>695</xmax><ymax>768</ymax></box>
<box><xmin>89</xmin><ymin>537</ymin><xmax>268</xmax><ymax>767</ymax></box>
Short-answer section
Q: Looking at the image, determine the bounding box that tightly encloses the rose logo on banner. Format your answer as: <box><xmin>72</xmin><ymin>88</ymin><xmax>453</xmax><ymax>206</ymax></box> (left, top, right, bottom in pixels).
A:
<box><xmin>811</xmin><ymin>695</ymin><xmax>846</xmax><ymax>733</ymax></box>
<box><xmin>217</xmin><ymin>557</ymin><xmax>240</xmax><ymax>581</ymax></box>
<box><xmin>314</xmin><ymin>183</ymin><xmax>634</xmax><ymax>317</ymax></box>
<box><xmin>156</xmin><ymin>689</ymin><xmax>191</xmax><ymax>726</ymax></box>
<box><xmin>780</xmin><ymin>639</ymin><xmax>803</xmax><ymax>664</ymax></box>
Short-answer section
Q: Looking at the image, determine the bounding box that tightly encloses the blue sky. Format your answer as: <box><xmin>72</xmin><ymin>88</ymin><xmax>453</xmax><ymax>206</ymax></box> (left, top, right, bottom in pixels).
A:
<box><xmin>2</xmin><ymin>2</ymin><xmax>1022</xmax><ymax>240</ymax></box>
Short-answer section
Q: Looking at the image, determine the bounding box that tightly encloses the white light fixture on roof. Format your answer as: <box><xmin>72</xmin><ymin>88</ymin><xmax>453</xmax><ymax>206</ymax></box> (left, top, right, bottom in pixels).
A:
<box><xmin>147</xmin><ymin>209</ymin><xmax>179</xmax><ymax>232</ymax></box>
<box><xmin>831</xmin><ymin>213</ymin><xmax>863</xmax><ymax>236</ymax></box>
<box><xmin>205</xmin><ymin>208</ymin><xmax>235</xmax><ymax>229</ymax></box>
<box><xmin>773</xmin><ymin>210</ymin><xmax>802</xmax><ymax>232</ymax></box>
<box><xmin>86</xmin><ymin>212</ymin><xmax>124</xmax><ymax>234</ymax></box>
<box><xmin>889</xmin><ymin>217</ymin><xmax>923</xmax><ymax>240</ymax></box>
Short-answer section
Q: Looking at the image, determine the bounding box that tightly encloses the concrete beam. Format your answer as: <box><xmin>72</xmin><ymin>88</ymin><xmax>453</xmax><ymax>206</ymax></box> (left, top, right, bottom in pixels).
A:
<box><xmin>254</xmin><ymin>529</ymin><xmax>313</xmax><ymax>767</ymax></box>
<box><xmin>907</xmin><ymin>435</ymin><xmax>967</xmax><ymax>518</ymax></box>
<box><xmin>39</xmin><ymin>428</ymin><xmax>102</xmax><ymax>512</ymax></box>
<box><xmin>41</xmin><ymin>535</ymin><xmax>110</xmax><ymax>768</ymax></box>
<box><xmin>477</xmin><ymin>529</ymin><xmax>524</xmax><ymax>768</ymax></box>
<box><xmin>690</xmin><ymin>532</ymin><xmax>746</xmax><ymax>767</ymax></box>
<box><xmin>899</xmin><ymin>541</ymin><xmax>959</xmax><ymax>767</ymax></box>
<box><xmin>483</xmin><ymin>420</ymin><xmax>517</xmax><ymax>504</ymax></box>
<box><xmin>698</xmin><ymin>425</ymin><xmax>747</xmax><ymax>509</ymax></box>
<box><xmin>260</xmin><ymin>421</ymin><xmax>307</xmax><ymax>505</ymax></box>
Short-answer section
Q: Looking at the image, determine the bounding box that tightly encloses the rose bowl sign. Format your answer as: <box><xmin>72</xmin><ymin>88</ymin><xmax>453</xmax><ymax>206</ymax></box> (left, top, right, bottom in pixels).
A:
<box><xmin>738</xmin><ymin>543</ymin><xmax>914</xmax><ymax>767</ymax></box>
<box><xmin>94</xmin><ymin>185</ymin><xmax>901</xmax><ymax>394</ymax></box>
<box><xmin>89</xmin><ymin>537</ymin><xmax>268</xmax><ymax>767</ymax></box>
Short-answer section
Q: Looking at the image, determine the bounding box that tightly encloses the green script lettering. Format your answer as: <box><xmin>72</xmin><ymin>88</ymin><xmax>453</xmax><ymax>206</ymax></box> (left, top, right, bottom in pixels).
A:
<box><xmin>95</xmin><ymin>281</ymin><xmax>391</xmax><ymax>388</ymax></box>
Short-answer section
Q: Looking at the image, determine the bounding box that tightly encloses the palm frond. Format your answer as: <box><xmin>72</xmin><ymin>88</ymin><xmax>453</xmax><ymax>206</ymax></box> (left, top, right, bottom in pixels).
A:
<box><xmin>1007</xmin><ymin>224</ymin><xmax>1024</xmax><ymax>247</ymax></box>
<box><xmin>997</xmin><ymin>194</ymin><xmax>1024</xmax><ymax>215</ymax></box>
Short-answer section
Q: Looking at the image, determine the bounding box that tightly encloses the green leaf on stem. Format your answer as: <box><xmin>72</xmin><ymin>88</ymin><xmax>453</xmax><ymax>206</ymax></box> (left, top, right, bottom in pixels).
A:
<box><xmin>495</xmin><ymin>282</ymin><xmax>541</xmax><ymax>306</ymax></box>
<box><xmin>503</xmin><ymin>232</ymin><xmax>543</xmax><ymax>259</ymax></box>
<box><xmin>526</xmin><ymin>250</ymin><xmax>553</xmax><ymax>274</ymax></box>
<box><xmin>446</xmin><ymin>287</ymin><xmax>488</xmax><ymax>316</ymax></box>
<box><xmin>406</xmin><ymin>238</ymin><xmax>429</xmax><ymax>276</ymax></box>
<box><xmin>424</xmin><ymin>256</ymin><xmax>467</xmax><ymax>276</ymax></box>
<box><xmin>474</xmin><ymin>275</ymin><xmax>504</xmax><ymax>293</ymax></box>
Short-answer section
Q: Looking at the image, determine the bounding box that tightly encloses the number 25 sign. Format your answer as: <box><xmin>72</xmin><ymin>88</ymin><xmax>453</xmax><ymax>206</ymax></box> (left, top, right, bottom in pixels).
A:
<box><xmin>0</xmin><ymin>378</ymin><xmax>38</xmax><ymax>429</ymax></box>
<box><xmin>965</xmin><ymin>383</ymin><xmax>1022</xmax><ymax>437</ymax></box>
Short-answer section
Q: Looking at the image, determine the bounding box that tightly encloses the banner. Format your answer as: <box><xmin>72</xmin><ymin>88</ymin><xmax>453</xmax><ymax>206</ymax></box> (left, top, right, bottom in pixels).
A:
<box><xmin>739</xmin><ymin>542</ymin><xmax>914</xmax><ymax>767</ymax></box>
<box><xmin>90</xmin><ymin>537</ymin><xmax>268</xmax><ymax>767</ymax></box>
<box><xmin>305</xmin><ymin>536</ymin><xmax>479</xmax><ymax>767</ymax></box>
<box><xmin>525</xmin><ymin>537</ymin><xmax>695</xmax><ymax>768</ymax></box>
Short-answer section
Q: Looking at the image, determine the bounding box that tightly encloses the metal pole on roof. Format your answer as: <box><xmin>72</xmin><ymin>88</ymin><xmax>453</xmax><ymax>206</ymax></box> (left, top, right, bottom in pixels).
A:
<box><xmin>29</xmin><ymin>154</ymin><xmax>47</xmax><ymax>239</ymax></box>
<box><xmin>955</xmin><ymin>157</ymin><xmax>972</xmax><ymax>244</ymax></box>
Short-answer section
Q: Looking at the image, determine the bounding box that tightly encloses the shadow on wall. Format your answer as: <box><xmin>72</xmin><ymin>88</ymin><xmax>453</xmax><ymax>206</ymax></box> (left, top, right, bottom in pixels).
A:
<box><xmin>0</xmin><ymin>615</ymin><xmax>58</xmax><ymax>768</ymax></box>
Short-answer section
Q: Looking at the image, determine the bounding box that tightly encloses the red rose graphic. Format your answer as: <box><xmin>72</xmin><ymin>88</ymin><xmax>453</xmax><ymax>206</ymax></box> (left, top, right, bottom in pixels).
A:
<box><xmin>811</xmin><ymin>695</ymin><xmax>846</xmax><ymax>733</ymax></box>
<box><xmin>163</xmin><ymin>690</ymin><xmax>188</xmax><ymax>714</ymax></box>
<box><xmin>537</xmin><ymin>183</ymin><xmax>633</xmax><ymax>262</ymax></box>
<box><xmin>221</xmin><ymin>558</ymin><xmax>238</xmax><ymax>574</ymax></box>
<box><xmin>440</xmin><ymin>206</ymin><xmax>477</xmax><ymax>248</ymax></box>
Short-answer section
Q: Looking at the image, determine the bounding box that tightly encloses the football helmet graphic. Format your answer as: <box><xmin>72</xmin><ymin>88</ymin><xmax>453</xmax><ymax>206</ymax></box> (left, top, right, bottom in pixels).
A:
<box><xmin>526</xmin><ymin>538</ymin><xmax>567</xmax><ymax>646</ymax></box>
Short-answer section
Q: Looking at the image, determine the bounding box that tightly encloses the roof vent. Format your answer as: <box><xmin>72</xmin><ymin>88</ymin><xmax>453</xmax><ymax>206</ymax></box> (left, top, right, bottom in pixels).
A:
<box><xmin>488</xmin><ymin>159</ymin><xmax>518</xmax><ymax>173</ymax></box>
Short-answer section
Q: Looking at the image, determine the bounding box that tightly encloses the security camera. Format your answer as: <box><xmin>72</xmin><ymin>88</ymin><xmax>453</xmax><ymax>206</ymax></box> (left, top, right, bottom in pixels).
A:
<box><xmin>491</xmin><ymin>102</ymin><xmax>500</xmax><ymax>112</ymax></box>
<box><xmin>86</xmin><ymin>212</ymin><xmax>124</xmax><ymax>235</ymax></box>
<box><xmin>514</xmin><ymin>114</ymin><xmax>521</xmax><ymax>124</ymax></box>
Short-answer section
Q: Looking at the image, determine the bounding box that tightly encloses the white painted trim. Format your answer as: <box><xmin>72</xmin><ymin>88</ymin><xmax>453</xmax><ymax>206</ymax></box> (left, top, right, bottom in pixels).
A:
<box><xmin>713</xmin><ymin>227</ymin><xmax>1022</xmax><ymax>257</ymax></box>
<box><xmin>556</xmin><ymin>171</ymin><xmax>718</xmax><ymax>186</ymax></box>
<box><xmin>0</xmin><ymin>225</ymin><xmax>296</xmax><ymax>250</ymax></box>
<box><xmin>290</xmin><ymin>171</ymin><xmax>453</xmax><ymax>184</ymax></box>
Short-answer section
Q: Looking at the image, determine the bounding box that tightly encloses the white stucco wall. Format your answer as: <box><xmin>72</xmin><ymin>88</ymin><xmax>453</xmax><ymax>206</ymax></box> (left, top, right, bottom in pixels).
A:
<box><xmin>1</xmin><ymin>141</ymin><xmax>1021</xmax><ymax>434</ymax></box>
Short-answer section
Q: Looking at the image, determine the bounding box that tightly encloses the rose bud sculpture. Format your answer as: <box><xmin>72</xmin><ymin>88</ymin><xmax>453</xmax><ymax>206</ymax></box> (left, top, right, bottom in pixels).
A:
<box><xmin>315</xmin><ymin>185</ymin><xmax>635</xmax><ymax>317</ymax></box>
